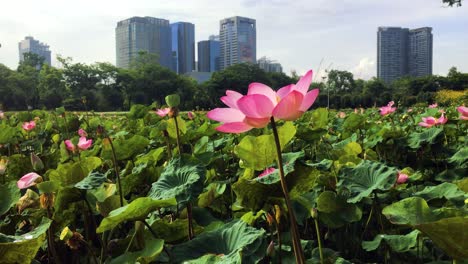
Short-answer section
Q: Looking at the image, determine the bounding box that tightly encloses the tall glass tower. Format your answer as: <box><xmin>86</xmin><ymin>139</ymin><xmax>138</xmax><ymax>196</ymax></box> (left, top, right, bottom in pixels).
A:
<box><xmin>18</xmin><ymin>36</ymin><xmax>51</xmax><ymax>66</ymax></box>
<box><xmin>197</xmin><ymin>35</ymin><xmax>220</xmax><ymax>72</ymax></box>
<box><xmin>115</xmin><ymin>16</ymin><xmax>172</xmax><ymax>69</ymax></box>
<box><xmin>171</xmin><ymin>22</ymin><xmax>195</xmax><ymax>74</ymax></box>
<box><xmin>219</xmin><ymin>16</ymin><xmax>256</xmax><ymax>70</ymax></box>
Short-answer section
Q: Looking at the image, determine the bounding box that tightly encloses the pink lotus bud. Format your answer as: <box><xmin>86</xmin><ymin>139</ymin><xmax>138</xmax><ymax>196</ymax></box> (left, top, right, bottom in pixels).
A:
<box><xmin>397</xmin><ymin>172</ymin><xmax>408</xmax><ymax>184</ymax></box>
<box><xmin>17</xmin><ymin>172</ymin><xmax>43</xmax><ymax>189</ymax></box>
<box><xmin>64</xmin><ymin>140</ymin><xmax>76</xmax><ymax>152</ymax></box>
<box><xmin>22</xmin><ymin>121</ymin><xmax>36</xmax><ymax>131</ymax></box>
<box><xmin>78</xmin><ymin>128</ymin><xmax>88</xmax><ymax>137</ymax></box>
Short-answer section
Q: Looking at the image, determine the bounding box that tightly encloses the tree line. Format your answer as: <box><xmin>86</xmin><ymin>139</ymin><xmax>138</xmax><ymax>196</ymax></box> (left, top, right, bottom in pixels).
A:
<box><xmin>1</xmin><ymin>52</ymin><xmax>467</xmax><ymax>111</ymax></box>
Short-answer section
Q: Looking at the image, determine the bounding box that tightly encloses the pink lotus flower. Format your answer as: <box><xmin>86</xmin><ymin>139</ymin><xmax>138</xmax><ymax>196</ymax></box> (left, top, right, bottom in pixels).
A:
<box><xmin>259</xmin><ymin>167</ymin><xmax>276</xmax><ymax>178</ymax></box>
<box><xmin>407</xmin><ymin>108</ymin><xmax>413</xmax><ymax>113</ymax></box>
<box><xmin>187</xmin><ymin>111</ymin><xmax>194</xmax><ymax>120</ymax></box>
<box><xmin>78</xmin><ymin>128</ymin><xmax>88</xmax><ymax>137</ymax></box>
<box><xmin>379</xmin><ymin>101</ymin><xmax>396</xmax><ymax>116</ymax></box>
<box><xmin>207</xmin><ymin>70</ymin><xmax>319</xmax><ymax>133</ymax></box>
<box><xmin>457</xmin><ymin>106</ymin><xmax>468</xmax><ymax>120</ymax></box>
<box><xmin>22</xmin><ymin>121</ymin><xmax>36</xmax><ymax>131</ymax></box>
<box><xmin>418</xmin><ymin>114</ymin><xmax>448</xmax><ymax>128</ymax></box>
<box><xmin>396</xmin><ymin>171</ymin><xmax>408</xmax><ymax>184</ymax></box>
<box><xmin>156</xmin><ymin>108</ymin><xmax>170</xmax><ymax>117</ymax></box>
<box><xmin>428</xmin><ymin>103</ymin><xmax>438</xmax><ymax>108</ymax></box>
<box><xmin>65</xmin><ymin>137</ymin><xmax>93</xmax><ymax>152</ymax></box>
<box><xmin>17</xmin><ymin>172</ymin><xmax>42</xmax><ymax>189</ymax></box>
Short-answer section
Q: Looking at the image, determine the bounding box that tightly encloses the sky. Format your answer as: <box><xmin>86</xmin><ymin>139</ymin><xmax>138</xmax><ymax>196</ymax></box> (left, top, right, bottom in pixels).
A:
<box><xmin>0</xmin><ymin>0</ymin><xmax>467</xmax><ymax>80</ymax></box>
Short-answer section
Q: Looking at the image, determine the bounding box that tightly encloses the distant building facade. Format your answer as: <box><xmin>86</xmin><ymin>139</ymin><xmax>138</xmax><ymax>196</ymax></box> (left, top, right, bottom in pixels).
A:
<box><xmin>377</xmin><ymin>27</ymin><xmax>433</xmax><ymax>83</ymax></box>
<box><xmin>198</xmin><ymin>36</ymin><xmax>220</xmax><ymax>72</ymax></box>
<box><xmin>116</xmin><ymin>16</ymin><xmax>172</xmax><ymax>69</ymax></box>
<box><xmin>171</xmin><ymin>22</ymin><xmax>195</xmax><ymax>74</ymax></box>
<box><xmin>219</xmin><ymin>16</ymin><xmax>256</xmax><ymax>70</ymax></box>
<box><xmin>257</xmin><ymin>56</ymin><xmax>282</xmax><ymax>73</ymax></box>
<box><xmin>18</xmin><ymin>36</ymin><xmax>51</xmax><ymax>65</ymax></box>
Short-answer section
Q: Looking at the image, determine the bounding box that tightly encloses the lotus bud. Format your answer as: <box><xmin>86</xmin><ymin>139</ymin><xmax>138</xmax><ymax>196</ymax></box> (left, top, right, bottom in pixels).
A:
<box><xmin>40</xmin><ymin>192</ymin><xmax>55</xmax><ymax>209</ymax></box>
<box><xmin>274</xmin><ymin>205</ymin><xmax>281</xmax><ymax>225</ymax></box>
<box><xmin>165</xmin><ymin>94</ymin><xmax>180</xmax><ymax>108</ymax></box>
<box><xmin>60</xmin><ymin>227</ymin><xmax>74</xmax><ymax>241</ymax></box>
<box><xmin>311</xmin><ymin>208</ymin><xmax>318</xmax><ymax>219</ymax></box>
<box><xmin>266</xmin><ymin>241</ymin><xmax>275</xmax><ymax>257</ymax></box>
<box><xmin>30</xmin><ymin>153</ymin><xmax>44</xmax><ymax>171</ymax></box>
<box><xmin>266</xmin><ymin>213</ymin><xmax>274</xmax><ymax>227</ymax></box>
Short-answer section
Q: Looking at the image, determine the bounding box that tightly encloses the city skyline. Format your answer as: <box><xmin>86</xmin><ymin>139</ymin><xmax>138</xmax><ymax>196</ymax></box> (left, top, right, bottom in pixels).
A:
<box><xmin>1</xmin><ymin>0</ymin><xmax>467</xmax><ymax>79</ymax></box>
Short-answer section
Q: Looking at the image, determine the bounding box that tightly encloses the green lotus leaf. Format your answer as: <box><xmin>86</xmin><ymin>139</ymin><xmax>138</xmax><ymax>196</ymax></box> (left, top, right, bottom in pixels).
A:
<box><xmin>342</xmin><ymin>113</ymin><xmax>365</xmax><ymax>132</ymax></box>
<box><xmin>234</xmin><ymin>122</ymin><xmax>296</xmax><ymax>170</ymax></box>
<box><xmin>362</xmin><ymin>230</ymin><xmax>420</xmax><ymax>252</ymax></box>
<box><xmin>316</xmin><ymin>191</ymin><xmax>362</xmax><ymax>228</ymax></box>
<box><xmin>254</xmin><ymin>151</ymin><xmax>304</xmax><ymax>184</ymax></box>
<box><xmin>171</xmin><ymin>220</ymin><xmax>267</xmax><ymax>264</ymax></box>
<box><xmin>109</xmin><ymin>238</ymin><xmax>164</xmax><ymax>264</ymax></box>
<box><xmin>382</xmin><ymin>197</ymin><xmax>436</xmax><ymax>225</ymax></box>
<box><xmin>101</xmin><ymin>135</ymin><xmax>150</xmax><ymax>161</ymax></box>
<box><xmin>413</xmin><ymin>182</ymin><xmax>467</xmax><ymax>207</ymax></box>
<box><xmin>75</xmin><ymin>171</ymin><xmax>109</xmax><ymax>190</ymax></box>
<box><xmin>338</xmin><ymin>160</ymin><xmax>397</xmax><ymax>203</ymax></box>
<box><xmin>407</xmin><ymin>127</ymin><xmax>443</xmax><ymax>149</ymax></box>
<box><xmin>97</xmin><ymin>197</ymin><xmax>177</xmax><ymax>233</ymax></box>
<box><xmin>48</xmin><ymin>157</ymin><xmax>102</xmax><ymax>187</ymax></box>
<box><xmin>448</xmin><ymin>147</ymin><xmax>468</xmax><ymax>167</ymax></box>
<box><xmin>0</xmin><ymin>182</ymin><xmax>20</xmax><ymax>216</ymax></box>
<box><xmin>36</xmin><ymin>181</ymin><xmax>59</xmax><ymax>194</ymax></box>
<box><xmin>150</xmin><ymin>218</ymin><xmax>203</xmax><ymax>243</ymax></box>
<box><xmin>240</xmin><ymin>210</ymin><xmax>266</xmax><ymax>226</ymax></box>
<box><xmin>0</xmin><ymin>217</ymin><xmax>52</xmax><ymax>263</ymax></box>
<box><xmin>309</xmin><ymin>107</ymin><xmax>329</xmax><ymax>130</ymax></box>
<box><xmin>147</xmin><ymin>156</ymin><xmax>206</xmax><ymax>204</ymax></box>
<box><xmin>0</xmin><ymin>125</ymin><xmax>18</xmax><ymax>144</ymax></box>
<box><xmin>167</xmin><ymin>117</ymin><xmax>187</xmax><ymax>139</ymax></box>
<box><xmin>165</xmin><ymin>93</ymin><xmax>180</xmax><ymax>107</ymax></box>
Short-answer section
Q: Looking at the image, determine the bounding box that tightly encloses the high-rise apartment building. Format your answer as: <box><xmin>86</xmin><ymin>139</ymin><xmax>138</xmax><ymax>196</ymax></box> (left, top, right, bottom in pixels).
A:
<box><xmin>219</xmin><ymin>16</ymin><xmax>256</xmax><ymax>70</ymax></box>
<box><xmin>18</xmin><ymin>36</ymin><xmax>51</xmax><ymax>66</ymax></box>
<box><xmin>198</xmin><ymin>35</ymin><xmax>220</xmax><ymax>72</ymax></box>
<box><xmin>257</xmin><ymin>56</ymin><xmax>283</xmax><ymax>73</ymax></box>
<box><xmin>377</xmin><ymin>27</ymin><xmax>433</xmax><ymax>83</ymax></box>
<box><xmin>171</xmin><ymin>22</ymin><xmax>195</xmax><ymax>74</ymax></box>
<box><xmin>116</xmin><ymin>16</ymin><xmax>172</xmax><ymax>69</ymax></box>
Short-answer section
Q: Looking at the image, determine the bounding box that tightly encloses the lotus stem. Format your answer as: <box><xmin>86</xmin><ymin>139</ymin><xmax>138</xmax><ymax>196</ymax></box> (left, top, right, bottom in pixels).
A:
<box><xmin>314</xmin><ymin>218</ymin><xmax>324</xmax><ymax>264</ymax></box>
<box><xmin>143</xmin><ymin>220</ymin><xmax>158</xmax><ymax>238</ymax></box>
<box><xmin>173</xmin><ymin>116</ymin><xmax>182</xmax><ymax>155</ymax></box>
<box><xmin>270</xmin><ymin>117</ymin><xmax>305</xmax><ymax>264</ymax></box>
<box><xmin>107</xmin><ymin>136</ymin><xmax>124</xmax><ymax>207</ymax></box>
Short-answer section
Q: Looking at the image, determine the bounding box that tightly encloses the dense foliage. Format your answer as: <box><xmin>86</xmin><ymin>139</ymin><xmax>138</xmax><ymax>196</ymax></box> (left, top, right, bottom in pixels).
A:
<box><xmin>1</xmin><ymin>52</ymin><xmax>467</xmax><ymax>111</ymax></box>
<box><xmin>0</xmin><ymin>99</ymin><xmax>466</xmax><ymax>263</ymax></box>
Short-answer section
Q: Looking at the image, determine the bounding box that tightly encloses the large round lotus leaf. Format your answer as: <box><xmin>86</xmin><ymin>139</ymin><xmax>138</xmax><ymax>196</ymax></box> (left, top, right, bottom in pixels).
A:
<box><xmin>362</xmin><ymin>230</ymin><xmax>420</xmax><ymax>252</ymax></box>
<box><xmin>150</xmin><ymin>218</ymin><xmax>203</xmax><ymax>243</ymax></box>
<box><xmin>75</xmin><ymin>171</ymin><xmax>109</xmax><ymax>190</ymax></box>
<box><xmin>254</xmin><ymin>151</ymin><xmax>304</xmax><ymax>184</ymax></box>
<box><xmin>0</xmin><ymin>217</ymin><xmax>52</xmax><ymax>263</ymax></box>
<box><xmin>382</xmin><ymin>197</ymin><xmax>436</xmax><ymax>225</ymax></box>
<box><xmin>338</xmin><ymin>160</ymin><xmax>397</xmax><ymax>203</ymax></box>
<box><xmin>234</xmin><ymin>122</ymin><xmax>296</xmax><ymax>170</ymax></box>
<box><xmin>48</xmin><ymin>157</ymin><xmax>102</xmax><ymax>187</ymax></box>
<box><xmin>316</xmin><ymin>191</ymin><xmax>362</xmax><ymax>228</ymax></box>
<box><xmin>101</xmin><ymin>135</ymin><xmax>150</xmax><ymax>161</ymax></box>
<box><xmin>97</xmin><ymin>197</ymin><xmax>177</xmax><ymax>233</ymax></box>
<box><xmin>413</xmin><ymin>182</ymin><xmax>467</xmax><ymax>207</ymax></box>
<box><xmin>0</xmin><ymin>125</ymin><xmax>18</xmax><ymax>144</ymax></box>
<box><xmin>407</xmin><ymin>127</ymin><xmax>443</xmax><ymax>149</ymax></box>
<box><xmin>167</xmin><ymin>117</ymin><xmax>187</xmax><ymax>139</ymax></box>
<box><xmin>147</xmin><ymin>156</ymin><xmax>206</xmax><ymax>204</ymax></box>
<box><xmin>171</xmin><ymin>220</ymin><xmax>266</xmax><ymax>264</ymax></box>
<box><xmin>109</xmin><ymin>237</ymin><xmax>164</xmax><ymax>264</ymax></box>
<box><xmin>0</xmin><ymin>182</ymin><xmax>20</xmax><ymax>216</ymax></box>
<box><xmin>448</xmin><ymin>147</ymin><xmax>468</xmax><ymax>167</ymax></box>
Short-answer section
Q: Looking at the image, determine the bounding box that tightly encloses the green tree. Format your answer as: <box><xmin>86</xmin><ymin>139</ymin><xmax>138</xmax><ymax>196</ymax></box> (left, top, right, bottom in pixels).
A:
<box><xmin>37</xmin><ymin>64</ymin><xmax>68</xmax><ymax>108</ymax></box>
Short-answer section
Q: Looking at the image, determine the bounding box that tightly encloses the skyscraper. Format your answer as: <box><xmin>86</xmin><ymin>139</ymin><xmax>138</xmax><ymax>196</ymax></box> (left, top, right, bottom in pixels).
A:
<box><xmin>18</xmin><ymin>36</ymin><xmax>51</xmax><ymax>66</ymax></box>
<box><xmin>377</xmin><ymin>27</ymin><xmax>433</xmax><ymax>84</ymax></box>
<box><xmin>408</xmin><ymin>27</ymin><xmax>433</xmax><ymax>78</ymax></box>
<box><xmin>115</xmin><ymin>16</ymin><xmax>172</xmax><ymax>69</ymax></box>
<box><xmin>198</xmin><ymin>35</ymin><xmax>220</xmax><ymax>72</ymax></box>
<box><xmin>219</xmin><ymin>16</ymin><xmax>256</xmax><ymax>70</ymax></box>
<box><xmin>257</xmin><ymin>56</ymin><xmax>283</xmax><ymax>73</ymax></box>
<box><xmin>171</xmin><ymin>22</ymin><xmax>195</xmax><ymax>74</ymax></box>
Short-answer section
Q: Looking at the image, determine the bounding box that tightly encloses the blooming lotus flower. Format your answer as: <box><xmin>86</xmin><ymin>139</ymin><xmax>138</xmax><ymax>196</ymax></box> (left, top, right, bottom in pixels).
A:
<box><xmin>396</xmin><ymin>171</ymin><xmax>408</xmax><ymax>184</ymax></box>
<box><xmin>428</xmin><ymin>103</ymin><xmax>438</xmax><ymax>108</ymax></box>
<box><xmin>77</xmin><ymin>137</ymin><xmax>93</xmax><ymax>150</ymax></box>
<box><xmin>78</xmin><ymin>128</ymin><xmax>88</xmax><ymax>137</ymax></box>
<box><xmin>457</xmin><ymin>106</ymin><xmax>468</xmax><ymax>120</ymax></box>
<box><xmin>418</xmin><ymin>114</ymin><xmax>448</xmax><ymax>128</ymax></box>
<box><xmin>17</xmin><ymin>172</ymin><xmax>43</xmax><ymax>189</ymax></box>
<box><xmin>156</xmin><ymin>108</ymin><xmax>170</xmax><ymax>117</ymax></box>
<box><xmin>207</xmin><ymin>70</ymin><xmax>319</xmax><ymax>133</ymax></box>
<box><xmin>22</xmin><ymin>121</ymin><xmax>36</xmax><ymax>131</ymax></box>
<box><xmin>259</xmin><ymin>167</ymin><xmax>276</xmax><ymax>178</ymax></box>
<box><xmin>379</xmin><ymin>101</ymin><xmax>396</xmax><ymax>116</ymax></box>
<box><xmin>64</xmin><ymin>140</ymin><xmax>76</xmax><ymax>152</ymax></box>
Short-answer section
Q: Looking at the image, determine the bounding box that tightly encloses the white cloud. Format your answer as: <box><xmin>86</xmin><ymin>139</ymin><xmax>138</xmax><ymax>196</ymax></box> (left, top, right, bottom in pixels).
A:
<box><xmin>350</xmin><ymin>57</ymin><xmax>376</xmax><ymax>80</ymax></box>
